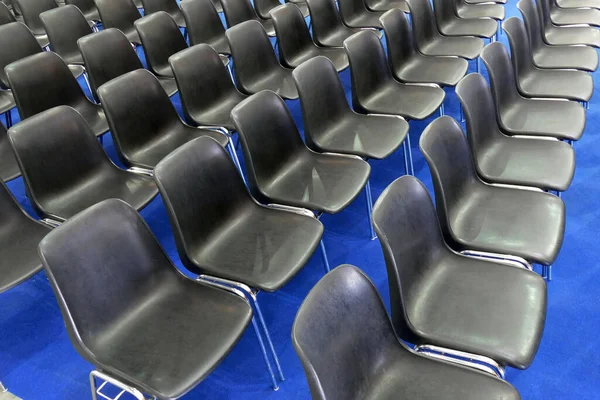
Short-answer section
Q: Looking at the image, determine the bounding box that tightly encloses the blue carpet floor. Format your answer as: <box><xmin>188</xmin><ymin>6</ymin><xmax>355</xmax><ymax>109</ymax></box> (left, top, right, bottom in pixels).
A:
<box><xmin>1</xmin><ymin>2</ymin><xmax>600</xmax><ymax>399</ymax></box>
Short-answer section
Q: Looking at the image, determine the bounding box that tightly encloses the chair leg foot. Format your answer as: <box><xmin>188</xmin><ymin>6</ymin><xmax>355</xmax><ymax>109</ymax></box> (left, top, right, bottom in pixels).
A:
<box><xmin>250</xmin><ymin>317</ymin><xmax>279</xmax><ymax>391</ymax></box>
<box><xmin>365</xmin><ymin>180</ymin><xmax>377</xmax><ymax>240</ymax></box>
<box><xmin>320</xmin><ymin>239</ymin><xmax>330</xmax><ymax>272</ymax></box>
<box><xmin>252</xmin><ymin>296</ymin><xmax>285</xmax><ymax>382</ymax></box>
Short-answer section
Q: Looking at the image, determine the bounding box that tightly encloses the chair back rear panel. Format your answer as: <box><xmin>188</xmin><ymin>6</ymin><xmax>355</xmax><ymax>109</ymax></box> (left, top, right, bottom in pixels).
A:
<box><xmin>0</xmin><ymin>1</ymin><xmax>16</xmax><ymax>25</ymax></box>
<box><xmin>40</xmin><ymin>5</ymin><xmax>92</xmax><ymax>60</ymax></box>
<box><xmin>517</xmin><ymin>0</ymin><xmax>544</xmax><ymax>48</ymax></box>
<box><xmin>271</xmin><ymin>4</ymin><xmax>313</xmax><ymax>66</ymax></box>
<box><xmin>480</xmin><ymin>42</ymin><xmax>520</xmax><ymax>107</ymax></box>
<box><xmin>221</xmin><ymin>0</ymin><xmax>257</xmax><ymax>28</ymax></box>
<box><xmin>95</xmin><ymin>0</ymin><xmax>141</xmax><ymax>31</ymax></box>
<box><xmin>406</xmin><ymin>0</ymin><xmax>436</xmax><ymax>42</ymax></box>
<box><xmin>503</xmin><ymin>17</ymin><xmax>534</xmax><ymax>76</ymax></box>
<box><xmin>305</xmin><ymin>0</ymin><xmax>345</xmax><ymax>46</ymax></box>
<box><xmin>380</xmin><ymin>9</ymin><xmax>416</xmax><ymax>70</ymax></box>
<box><xmin>14</xmin><ymin>0</ymin><xmax>57</xmax><ymax>34</ymax></box>
<box><xmin>0</xmin><ymin>22</ymin><xmax>43</xmax><ymax>89</ymax></box>
<box><xmin>181</xmin><ymin>0</ymin><xmax>226</xmax><ymax>46</ymax></box>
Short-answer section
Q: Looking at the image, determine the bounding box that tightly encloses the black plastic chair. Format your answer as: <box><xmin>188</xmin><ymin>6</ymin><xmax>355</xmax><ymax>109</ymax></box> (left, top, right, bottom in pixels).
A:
<box><xmin>420</xmin><ymin>116</ymin><xmax>566</xmax><ymax>279</ymax></box>
<box><xmin>481</xmin><ymin>42</ymin><xmax>585</xmax><ymax>141</ymax></box>
<box><xmin>556</xmin><ymin>0</ymin><xmax>600</xmax><ymax>8</ymax></box>
<box><xmin>373</xmin><ymin>175</ymin><xmax>547</xmax><ymax>373</ymax></box>
<box><xmin>98</xmin><ymin>69</ymin><xmax>232</xmax><ymax>172</ymax></box>
<box><xmin>380</xmin><ymin>9</ymin><xmax>469</xmax><ymax>87</ymax></box>
<box><xmin>77</xmin><ymin>28</ymin><xmax>178</xmax><ymax>102</ymax></box>
<box><xmin>338</xmin><ymin>0</ymin><xmax>384</xmax><ymax>28</ymax></box>
<box><xmin>344</xmin><ymin>30</ymin><xmax>445</xmax><ymax>121</ymax></box>
<box><xmin>406</xmin><ymin>0</ymin><xmax>484</xmax><ymax>60</ymax></box>
<box><xmin>546</xmin><ymin>0</ymin><xmax>600</xmax><ymax>25</ymax></box>
<box><xmin>0</xmin><ymin>121</ymin><xmax>19</xmax><ymax>181</ymax></box>
<box><xmin>40</xmin><ymin>5</ymin><xmax>92</xmax><ymax>66</ymax></box>
<box><xmin>365</xmin><ymin>0</ymin><xmax>408</xmax><ymax>12</ymax></box>
<box><xmin>8</xmin><ymin>106</ymin><xmax>157</xmax><ymax>223</ymax></box>
<box><xmin>154</xmin><ymin>136</ymin><xmax>328</xmax><ymax>389</ymax></box>
<box><xmin>169</xmin><ymin>44</ymin><xmax>247</xmax><ymax>131</ymax></box>
<box><xmin>254</xmin><ymin>0</ymin><xmax>309</xmax><ymax>19</ymax></box>
<box><xmin>454</xmin><ymin>0</ymin><xmax>505</xmax><ymax>19</ymax></box>
<box><xmin>220</xmin><ymin>0</ymin><xmax>275</xmax><ymax>36</ymax></box>
<box><xmin>456</xmin><ymin>73</ymin><xmax>575</xmax><ymax>192</ymax></box>
<box><xmin>503</xmin><ymin>17</ymin><xmax>593</xmax><ymax>103</ymax></box>
<box><xmin>65</xmin><ymin>0</ymin><xmax>100</xmax><ymax>22</ymax></box>
<box><xmin>38</xmin><ymin>198</ymin><xmax>263</xmax><ymax>398</ymax></box>
<box><xmin>271</xmin><ymin>4</ymin><xmax>348</xmax><ymax>71</ymax></box>
<box><xmin>0</xmin><ymin>181</ymin><xmax>51</xmax><ymax>294</ymax></box>
<box><xmin>12</xmin><ymin>0</ymin><xmax>57</xmax><ymax>47</ymax></box>
<box><xmin>305</xmin><ymin>0</ymin><xmax>362</xmax><ymax>47</ymax></box>
<box><xmin>141</xmin><ymin>0</ymin><xmax>186</xmax><ymax>27</ymax></box>
<box><xmin>0</xmin><ymin>1</ymin><xmax>15</xmax><ymax>25</ymax></box>
<box><xmin>293</xmin><ymin>264</ymin><xmax>522</xmax><ymax>400</ymax></box>
<box><xmin>536</xmin><ymin>0</ymin><xmax>600</xmax><ymax>47</ymax></box>
<box><xmin>517</xmin><ymin>0</ymin><xmax>598</xmax><ymax>71</ymax></box>
<box><xmin>181</xmin><ymin>0</ymin><xmax>229</xmax><ymax>53</ymax></box>
<box><xmin>433</xmin><ymin>0</ymin><xmax>497</xmax><ymax>38</ymax></box>
<box><xmin>293</xmin><ymin>56</ymin><xmax>410</xmax><ymax>174</ymax></box>
<box><xmin>94</xmin><ymin>0</ymin><xmax>142</xmax><ymax>44</ymax></box>
<box><xmin>226</xmin><ymin>21</ymin><xmax>298</xmax><ymax>99</ymax></box>
<box><xmin>232</xmin><ymin>91</ymin><xmax>372</xmax><ymax>226</ymax></box>
<box><xmin>6</xmin><ymin>52</ymin><xmax>109</xmax><ymax>136</ymax></box>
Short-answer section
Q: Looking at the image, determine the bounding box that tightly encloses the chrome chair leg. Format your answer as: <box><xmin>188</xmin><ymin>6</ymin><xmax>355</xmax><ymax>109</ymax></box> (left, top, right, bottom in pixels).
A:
<box><xmin>405</xmin><ymin>133</ymin><xmax>414</xmax><ymax>175</ymax></box>
<box><xmin>547</xmin><ymin>265</ymin><xmax>552</xmax><ymax>281</ymax></box>
<box><xmin>90</xmin><ymin>370</ymin><xmax>146</xmax><ymax>400</ymax></box>
<box><xmin>0</xmin><ymin>381</ymin><xmax>7</xmax><ymax>392</ymax></box>
<box><xmin>250</xmin><ymin>317</ymin><xmax>279</xmax><ymax>390</ymax></box>
<box><xmin>439</xmin><ymin>102</ymin><xmax>445</xmax><ymax>116</ymax></box>
<box><xmin>251</xmin><ymin>292</ymin><xmax>285</xmax><ymax>382</ymax></box>
<box><xmin>460</xmin><ymin>105</ymin><xmax>465</xmax><ymax>123</ymax></box>
<box><xmin>227</xmin><ymin>136</ymin><xmax>246</xmax><ymax>185</ymax></box>
<box><xmin>320</xmin><ymin>239</ymin><xmax>330</xmax><ymax>272</ymax></box>
<box><xmin>476</xmin><ymin>57</ymin><xmax>481</xmax><ymax>74</ymax></box>
<box><xmin>402</xmin><ymin>140</ymin><xmax>410</xmax><ymax>176</ymax></box>
<box><xmin>3</xmin><ymin>110</ymin><xmax>11</xmax><ymax>128</ymax></box>
<box><xmin>365</xmin><ymin>180</ymin><xmax>377</xmax><ymax>240</ymax></box>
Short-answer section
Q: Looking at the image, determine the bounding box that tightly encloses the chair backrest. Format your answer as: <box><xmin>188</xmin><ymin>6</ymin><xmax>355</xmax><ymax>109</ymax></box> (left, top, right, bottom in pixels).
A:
<box><xmin>343</xmin><ymin>30</ymin><xmax>394</xmax><ymax>112</ymax></box>
<box><xmin>154</xmin><ymin>137</ymin><xmax>253</xmax><ymax>273</ymax></box>
<box><xmin>169</xmin><ymin>44</ymin><xmax>243</xmax><ymax>125</ymax></box>
<box><xmin>535</xmin><ymin>0</ymin><xmax>551</xmax><ymax>26</ymax></box>
<box><xmin>338</xmin><ymin>0</ymin><xmax>370</xmax><ymax>24</ymax></box>
<box><xmin>40</xmin><ymin>5</ymin><xmax>93</xmax><ymax>61</ymax></box>
<box><xmin>517</xmin><ymin>0</ymin><xmax>544</xmax><ymax>50</ymax></box>
<box><xmin>480</xmin><ymin>42</ymin><xmax>520</xmax><ymax>109</ymax></box>
<box><xmin>406</xmin><ymin>0</ymin><xmax>437</xmax><ymax>43</ymax></box>
<box><xmin>380</xmin><ymin>9</ymin><xmax>416</xmax><ymax>71</ymax></box>
<box><xmin>455</xmin><ymin>73</ymin><xmax>503</xmax><ymax>154</ymax></box>
<box><xmin>372</xmin><ymin>175</ymin><xmax>447</xmax><ymax>342</ymax></box>
<box><xmin>0</xmin><ymin>22</ymin><xmax>42</xmax><ymax>89</ymax></box>
<box><xmin>65</xmin><ymin>0</ymin><xmax>99</xmax><ymax>19</ymax></box>
<box><xmin>293</xmin><ymin>264</ymin><xmax>403</xmax><ymax>400</ymax></box>
<box><xmin>135</xmin><ymin>11</ymin><xmax>187</xmax><ymax>77</ymax></box>
<box><xmin>8</xmin><ymin>106</ymin><xmax>111</xmax><ymax>214</ymax></box>
<box><xmin>221</xmin><ymin>0</ymin><xmax>259</xmax><ymax>28</ymax></box>
<box><xmin>305</xmin><ymin>0</ymin><xmax>346</xmax><ymax>47</ymax></box>
<box><xmin>432</xmin><ymin>0</ymin><xmax>456</xmax><ymax>24</ymax></box>
<box><xmin>181</xmin><ymin>0</ymin><xmax>227</xmax><ymax>48</ymax></box>
<box><xmin>419</xmin><ymin>116</ymin><xmax>479</xmax><ymax>238</ymax></box>
<box><xmin>141</xmin><ymin>0</ymin><xmax>181</xmax><ymax>15</ymax></box>
<box><xmin>38</xmin><ymin>198</ymin><xmax>182</xmax><ymax>358</ymax></box>
<box><xmin>94</xmin><ymin>0</ymin><xmax>141</xmax><ymax>33</ymax></box>
<box><xmin>6</xmin><ymin>52</ymin><xmax>88</xmax><ymax>120</ymax></box>
<box><xmin>13</xmin><ymin>0</ymin><xmax>57</xmax><ymax>35</ymax></box>
<box><xmin>78</xmin><ymin>28</ymin><xmax>144</xmax><ymax>101</ymax></box>
<box><xmin>254</xmin><ymin>0</ymin><xmax>282</xmax><ymax>19</ymax></box>
<box><xmin>0</xmin><ymin>1</ymin><xmax>16</xmax><ymax>25</ymax></box>
<box><xmin>231</xmin><ymin>90</ymin><xmax>307</xmax><ymax>203</ymax></box>
<box><xmin>226</xmin><ymin>20</ymin><xmax>281</xmax><ymax>93</ymax></box>
<box><xmin>98</xmin><ymin>69</ymin><xmax>183</xmax><ymax>167</ymax></box>
<box><xmin>271</xmin><ymin>4</ymin><xmax>313</xmax><ymax>68</ymax></box>
<box><xmin>292</xmin><ymin>56</ymin><xmax>353</xmax><ymax>150</ymax></box>
<box><xmin>503</xmin><ymin>17</ymin><xmax>534</xmax><ymax>77</ymax></box>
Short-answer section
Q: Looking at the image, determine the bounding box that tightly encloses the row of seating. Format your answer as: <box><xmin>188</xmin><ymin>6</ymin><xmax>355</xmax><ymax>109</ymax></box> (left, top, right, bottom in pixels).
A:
<box><xmin>1</xmin><ymin>0</ymin><xmax>590</xmax><ymax>397</ymax></box>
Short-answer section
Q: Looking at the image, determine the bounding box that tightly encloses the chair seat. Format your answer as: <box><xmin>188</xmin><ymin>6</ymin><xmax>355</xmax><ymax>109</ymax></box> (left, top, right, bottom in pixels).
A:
<box><xmin>287</xmin><ymin>46</ymin><xmax>349</xmax><ymax>70</ymax></box>
<box><xmin>365</xmin><ymin>348</ymin><xmax>519</xmax><ymax>400</ymax></box>
<box><xmin>0</xmin><ymin>218</ymin><xmax>50</xmax><ymax>293</ymax></box>
<box><xmin>40</xmin><ymin>169</ymin><xmax>158</xmax><ymax>221</ymax></box>
<box><xmin>465</xmin><ymin>0</ymin><xmax>506</xmax><ymax>4</ymax></box>
<box><xmin>394</xmin><ymin>54</ymin><xmax>469</xmax><ymax>86</ymax></box>
<box><xmin>438</xmin><ymin>17</ymin><xmax>498</xmax><ymax>38</ymax></box>
<box><xmin>259</xmin><ymin>18</ymin><xmax>276</xmax><ymax>36</ymax></box>
<box><xmin>0</xmin><ymin>90</ymin><xmax>15</xmax><ymax>114</ymax></box>
<box><xmin>73</xmin><ymin>103</ymin><xmax>110</xmax><ymax>137</ymax></box>
<box><xmin>361</xmin><ymin>82</ymin><xmax>445</xmax><ymax>120</ymax></box>
<box><xmin>261</xmin><ymin>152</ymin><xmax>370</xmax><ymax>214</ymax></box>
<box><xmin>244</xmin><ymin>68</ymin><xmax>298</xmax><ymax>100</ymax></box>
<box><xmin>125</xmin><ymin>127</ymin><xmax>229</xmax><ymax>169</ymax></box>
<box><xmin>420</xmin><ymin>35</ymin><xmax>483</xmax><ymax>60</ymax></box>
<box><xmin>170</xmin><ymin>9</ymin><xmax>186</xmax><ymax>27</ymax></box>
<box><xmin>63</xmin><ymin>51</ymin><xmax>85</xmax><ymax>66</ymax></box>
<box><xmin>158</xmin><ymin>76</ymin><xmax>179</xmax><ymax>97</ymax></box>
<box><xmin>450</xmin><ymin>186</ymin><xmax>565</xmax><ymax>265</ymax></box>
<box><xmin>191</xmin><ymin>205</ymin><xmax>323</xmax><ymax>291</ymax></box>
<box><xmin>544</xmin><ymin>24</ymin><xmax>600</xmax><ymax>47</ymax></box>
<box><xmin>409</xmin><ymin>252</ymin><xmax>546</xmax><ymax>368</ymax></box>
<box><xmin>123</xmin><ymin>28</ymin><xmax>141</xmax><ymax>44</ymax></box>
<box><xmin>550</xmin><ymin>6</ymin><xmax>600</xmax><ymax>26</ymax></box>
<box><xmin>91</xmin><ymin>276</ymin><xmax>252</xmax><ymax>399</ymax></box>
<box><xmin>0</xmin><ymin>133</ymin><xmax>20</xmax><ymax>181</ymax></box>
<box><xmin>456</xmin><ymin>3</ymin><xmax>505</xmax><ymax>20</ymax></box>
<box><xmin>366</xmin><ymin>0</ymin><xmax>409</xmax><ymax>12</ymax></box>
<box><xmin>290</xmin><ymin>0</ymin><xmax>311</xmax><ymax>17</ymax></box>
<box><xmin>519</xmin><ymin>68</ymin><xmax>593</xmax><ymax>102</ymax></box>
<box><xmin>556</xmin><ymin>0</ymin><xmax>600</xmax><ymax>8</ymax></box>
<box><xmin>312</xmin><ymin>113</ymin><xmax>408</xmax><ymax>159</ymax></box>
<box><xmin>207</xmin><ymin>35</ymin><xmax>231</xmax><ymax>55</ymax></box>
<box><xmin>532</xmin><ymin>44</ymin><xmax>598</xmax><ymax>71</ymax></box>
<box><xmin>315</xmin><ymin>26</ymin><xmax>363</xmax><ymax>47</ymax></box>
<box><xmin>188</xmin><ymin>94</ymin><xmax>246</xmax><ymax>131</ymax></box>
<box><xmin>477</xmin><ymin>136</ymin><xmax>575</xmax><ymax>192</ymax></box>
<box><xmin>81</xmin><ymin>8</ymin><xmax>100</xmax><ymax>22</ymax></box>
<box><xmin>68</xmin><ymin>64</ymin><xmax>86</xmax><ymax>80</ymax></box>
<box><xmin>500</xmin><ymin>98</ymin><xmax>585</xmax><ymax>141</ymax></box>
<box><xmin>343</xmin><ymin>12</ymin><xmax>384</xmax><ymax>29</ymax></box>
<box><xmin>36</xmin><ymin>34</ymin><xmax>49</xmax><ymax>48</ymax></box>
